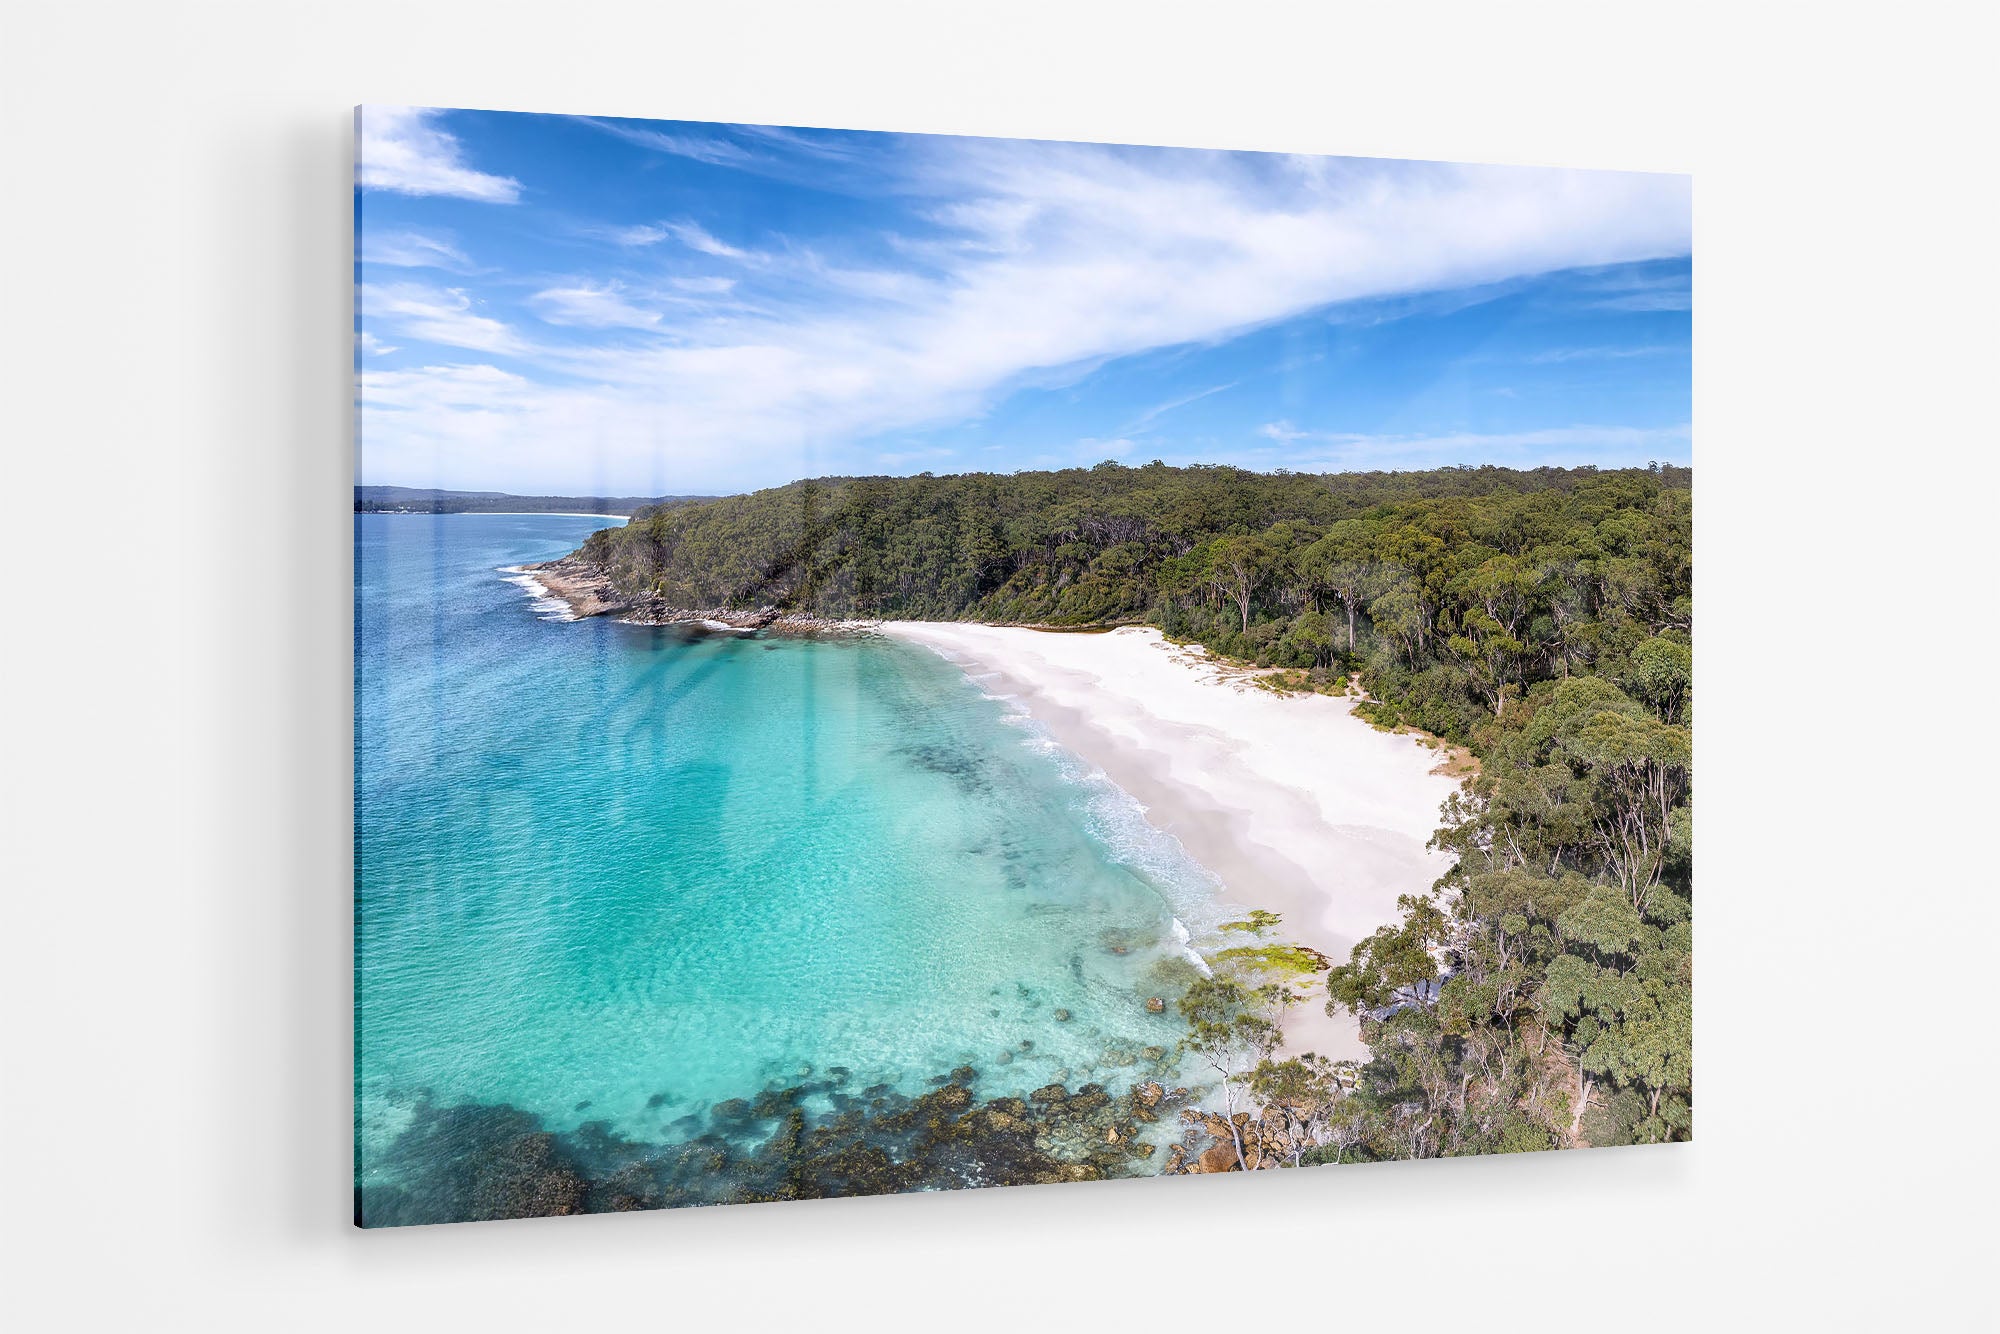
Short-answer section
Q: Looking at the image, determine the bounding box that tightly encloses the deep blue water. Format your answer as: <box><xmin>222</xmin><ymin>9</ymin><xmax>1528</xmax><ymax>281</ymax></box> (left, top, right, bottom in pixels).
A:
<box><xmin>354</xmin><ymin>514</ymin><xmax>1222</xmax><ymax>1194</ymax></box>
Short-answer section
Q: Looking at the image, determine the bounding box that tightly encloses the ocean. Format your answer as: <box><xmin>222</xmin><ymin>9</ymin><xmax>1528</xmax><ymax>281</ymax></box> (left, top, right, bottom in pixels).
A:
<box><xmin>354</xmin><ymin>513</ymin><xmax>1226</xmax><ymax>1221</ymax></box>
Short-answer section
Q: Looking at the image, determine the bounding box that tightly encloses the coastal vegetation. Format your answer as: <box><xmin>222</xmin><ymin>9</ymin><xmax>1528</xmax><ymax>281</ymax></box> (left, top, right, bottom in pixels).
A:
<box><xmin>571</xmin><ymin>459</ymin><xmax>1694</xmax><ymax>1165</ymax></box>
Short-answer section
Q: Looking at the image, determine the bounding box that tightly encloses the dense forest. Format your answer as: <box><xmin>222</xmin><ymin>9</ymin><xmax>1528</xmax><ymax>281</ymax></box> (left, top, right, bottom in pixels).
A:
<box><xmin>577</xmin><ymin>459</ymin><xmax>1694</xmax><ymax>1159</ymax></box>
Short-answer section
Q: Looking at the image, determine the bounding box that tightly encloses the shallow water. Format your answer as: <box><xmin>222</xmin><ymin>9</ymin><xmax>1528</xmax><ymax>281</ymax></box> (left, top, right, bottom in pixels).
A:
<box><xmin>355</xmin><ymin>514</ymin><xmax>1224</xmax><ymax>1212</ymax></box>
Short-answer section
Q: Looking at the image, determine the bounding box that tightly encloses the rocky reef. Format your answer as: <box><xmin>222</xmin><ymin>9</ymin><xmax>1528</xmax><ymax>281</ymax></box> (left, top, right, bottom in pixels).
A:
<box><xmin>357</xmin><ymin>1065</ymin><xmax>1200</xmax><ymax>1227</ymax></box>
<box><xmin>524</xmin><ymin>557</ymin><xmax>873</xmax><ymax>633</ymax></box>
<box><xmin>1162</xmin><ymin>1104</ymin><xmax>1310</xmax><ymax>1174</ymax></box>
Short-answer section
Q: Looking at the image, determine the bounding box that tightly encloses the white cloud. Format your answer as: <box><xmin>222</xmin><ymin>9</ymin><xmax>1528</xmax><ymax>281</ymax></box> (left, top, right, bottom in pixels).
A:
<box><xmin>578</xmin><ymin>118</ymin><xmax>757</xmax><ymax>167</ymax></box>
<box><xmin>359</xmin><ymin>283</ymin><xmax>526</xmax><ymax>354</ymax></box>
<box><xmin>362</xmin><ymin>142</ymin><xmax>1691</xmax><ymax>491</ymax></box>
<box><xmin>666</xmin><ymin>222</ymin><xmax>751</xmax><ymax>259</ymax></box>
<box><xmin>1126</xmin><ymin>381</ymin><xmax>1239</xmax><ymax>432</ymax></box>
<box><xmin>530</xmin><ymin>282</ymin><xmax>662</xmax><ymax>330</ymax></box>
<box><xmin>611</xmin><ymin>223</ymin><xmax>670</xmax><ymax>246</ymax></box>
<box><xmin>357</xmin><ymin>107</ymin><xmax>520</xmax><ymax>203</ymax></box>
<box><xmin>1527</xmin><ymin>344</ymin><xmax>1679</xmax><ymax>363</ymax></box>
<box><xmin>1576</xmin><ymin>266</ymin><xmax>1691</xmax><ymax>311</ymax></box>
<box><xmin>671</xmin><ymin>275</ymin><xmax>737</xmax><ymax>295</ymax></box>
<box><xmin>1596</xmin><ymin>290</ymin><xmax>1692</xmax><ymax>312</ymax></box>
<box><xmin>359</xmin><ymin>229</ymin><xmax>470</xmax><ymax>270</ymax></box>
<box><xmin>356</xmin><ymin>330</ymin><xmax>398</xmax><ymax>356</ymax></box>
<box><xmin>362</xmin><ymin>362</ymin><xmax>528</xmax><ymax>405</ymax></box>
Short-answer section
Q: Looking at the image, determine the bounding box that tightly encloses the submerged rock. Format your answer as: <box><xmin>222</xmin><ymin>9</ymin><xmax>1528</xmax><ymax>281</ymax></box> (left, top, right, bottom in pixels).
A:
<box><xmin>360</xmin><ymin>1048</ymin><xmax>1181</xmax><ymax>1226</ymax></box>
<box><xmin>1070</xmin><ymin>1084</ymin><xmax>1110</xmax><ymax>1115</ymax></box>
<box><xmin>360</xmin><ymin>1103</ymin><xmax>595</xmax><ymax>1225</ymax></box>
<box><xmin>752</xmin><ymin>1088</ymin><xmax>799</xmax><ymax>1120</ymax></box>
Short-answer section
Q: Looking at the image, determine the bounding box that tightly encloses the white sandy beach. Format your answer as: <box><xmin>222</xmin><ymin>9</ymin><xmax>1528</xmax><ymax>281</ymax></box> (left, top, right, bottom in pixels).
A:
<box><xmin>880</xmin><ymin>623</ymin><xmax>1464</xmax><ymax>1061</ymax></box>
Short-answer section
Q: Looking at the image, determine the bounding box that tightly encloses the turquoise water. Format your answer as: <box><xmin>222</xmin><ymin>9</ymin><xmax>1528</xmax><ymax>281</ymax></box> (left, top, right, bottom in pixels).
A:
<box><xmin>355</xmin><ymin>514</ymin><xmax>1224</xmax><ymax>1205</ymax></box>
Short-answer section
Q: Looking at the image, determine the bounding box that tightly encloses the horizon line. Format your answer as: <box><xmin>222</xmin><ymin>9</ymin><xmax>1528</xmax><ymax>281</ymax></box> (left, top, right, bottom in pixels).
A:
<box><xmin>357</xmin><ymin>457</ymin><xmax>1694</xmax><ymax>499</ymax></box>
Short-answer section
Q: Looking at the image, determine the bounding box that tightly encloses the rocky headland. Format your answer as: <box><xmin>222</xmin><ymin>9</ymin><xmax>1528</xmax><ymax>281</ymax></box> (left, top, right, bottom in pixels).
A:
<box><xmin>523</xmin><ymin>557</ymin><xmax>875</xmax><ymax>633</ymax></box>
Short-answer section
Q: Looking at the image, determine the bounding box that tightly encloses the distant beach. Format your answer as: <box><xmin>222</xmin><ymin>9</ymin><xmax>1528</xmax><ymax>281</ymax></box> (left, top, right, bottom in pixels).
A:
<box><xmin>880</xmin><ymin>623</ymin><xmax>1463</xmax><ymax>1060</ymax></box>
<box><xmin>369</xmin><ymin>511</ymin><xmax>631</xmax><ymax>521</ymax></box>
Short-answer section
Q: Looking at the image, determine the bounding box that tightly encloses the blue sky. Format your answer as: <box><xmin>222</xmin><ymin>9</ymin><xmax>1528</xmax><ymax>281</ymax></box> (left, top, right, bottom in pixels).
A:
<box><xmin>357</xmin><ymin>108</ymin><xmax>1691</xmax><ymax>495</ymax></box>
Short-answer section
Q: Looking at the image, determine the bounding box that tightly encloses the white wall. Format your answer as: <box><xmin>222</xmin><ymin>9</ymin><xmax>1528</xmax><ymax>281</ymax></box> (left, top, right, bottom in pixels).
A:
<box><xmin>4</xmin><ymin>1</ymin><xmax>1990</xmax><ymax>1327</ymax></box>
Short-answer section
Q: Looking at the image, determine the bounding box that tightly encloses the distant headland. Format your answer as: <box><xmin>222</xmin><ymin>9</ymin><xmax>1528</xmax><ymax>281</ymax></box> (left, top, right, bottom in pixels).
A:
<box><xmin>354</xmin><ymin>485</ymin><xmax>716</xmax><ymax>516</ymax></box>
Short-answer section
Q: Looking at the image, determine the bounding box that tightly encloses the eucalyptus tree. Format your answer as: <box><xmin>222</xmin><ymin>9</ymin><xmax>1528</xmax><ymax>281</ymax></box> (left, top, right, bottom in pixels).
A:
<box><xmin>1176</xmin><ymin>976</ymin><xmax>1284</xmax><ymax>1170</ymax></box>
<box><xmin>1301</xmin><ymin>518</ymin><xmax>1380</xmax><ymax>653</ymax></box>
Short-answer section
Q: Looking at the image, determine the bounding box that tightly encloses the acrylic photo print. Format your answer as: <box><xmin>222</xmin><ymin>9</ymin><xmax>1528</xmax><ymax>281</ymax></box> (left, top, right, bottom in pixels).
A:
<box><xmin>354</xmin><ymin>106</ymin><xmax>1693</xmax><ymax>1226</ymax></box>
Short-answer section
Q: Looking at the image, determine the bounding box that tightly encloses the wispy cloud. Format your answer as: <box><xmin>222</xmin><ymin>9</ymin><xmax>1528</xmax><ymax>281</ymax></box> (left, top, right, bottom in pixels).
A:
<box><xmin>577</xmin><ymin>118</ymin><xmax>758</xmax><ymax>167</ymax></box>
<box><xmin>362</xmin><ymin>136</ymin><xmax>1690</xmax><ymax>491</ymax></box>
<box><xmin>1576</xmin><ymin>266</ymin><xmax>1690</xmax><ymax>312</ymax></box>
<box><xmin>359</xmin><ymin>228</ymin><xmax>470</xmax><ymax>270</ymax></box>
<box><xmin>530</xmin><ymin>282</ymin><xmax>662</xmax><ymax>330</ymax></box>
<box><xmin>363</xmin><ymin>362</ymin><xmax>528</xmax><ymax>403</ymax></box>
<box><xmin>1527</xmin><ymin>344</ymin><xmax>1679</xmax><ymax>364</ymax></box>
<box><xmin>1125</xmin><ymin>381</ymin><xmax>1239</xmax><ymax>432</ymax></box>
<box><xmin>1595</xmin><ymin>290</ymin><xmax>1691</xmax><ymax>312</ymax></box>
<box><xmin>666</xmin><ymin>221</ymin><xmax>752</xmax><ymax>260</ymax></box>
<box><xmin>360</xmin><ymin>283</ymin><xmax>527</xmax><ymax>354</ymax></box>
<box><xmin>671</xmin><ymin>275</ymin><xmax>737</xmax><ymax>295</ymax></box>
<box><xmin>609</xmin><ymin>223</ymin><xmax>670</xmax><ymax>246</ymax></box>
<box><xmin>1259</xmin><ymin>420</ymin><xmax>1313</xmax><ymax>444</ymax></box>
<box><xmin>358</xmin><ymin>107</ymin><xmax>520</xmax><ymax>203</ymax></box>
<box><xmin>583</xmin><ymin>117</ymin><xmax>882</xmax><ymax>194</ymax></box>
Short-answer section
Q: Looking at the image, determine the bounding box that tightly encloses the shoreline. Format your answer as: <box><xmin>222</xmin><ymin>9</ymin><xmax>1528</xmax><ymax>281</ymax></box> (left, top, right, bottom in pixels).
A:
<box><xmin>880</xmin><ymin>622</ymin><xmax>1464</xmax><ymax>1061</ymax></box>
<box><xmin>520</xmin><ymin>557</ymin><xmax>877</xmax><ymax>633</ymax></box>
<box><xmin>514</xmin><ymin>556</ymin><xmax>1462</xmax><ymax>1057</ymax></box>
<box><xmin>362</xmin><ymin>510</ymin><xmax>634</xmax><ymax>520</ymax></box>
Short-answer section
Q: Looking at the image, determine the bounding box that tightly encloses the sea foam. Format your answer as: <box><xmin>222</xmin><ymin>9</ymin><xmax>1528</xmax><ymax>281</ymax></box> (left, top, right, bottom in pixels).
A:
<box><xmin>995</xmin><ymin>704</ymin><xmax>1230</xmax><ymax>957</ymax></box>
<box><xmin>497</xmin><ymin>565</ymin><xmax>576</xmax><ymax>621</ymax></box>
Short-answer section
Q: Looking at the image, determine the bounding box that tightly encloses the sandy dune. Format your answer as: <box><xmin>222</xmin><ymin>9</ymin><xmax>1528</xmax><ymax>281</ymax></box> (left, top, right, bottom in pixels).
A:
<box><xmin>879</xmin><ymin>623</ymin><xmax>1463</xmax><ymax>1061</ymax></box>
